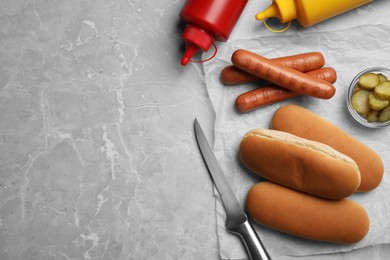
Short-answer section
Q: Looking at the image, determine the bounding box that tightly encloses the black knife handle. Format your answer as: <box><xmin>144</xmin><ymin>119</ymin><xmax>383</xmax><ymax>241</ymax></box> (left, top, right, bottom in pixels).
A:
<box><xmin>228</xmin><ymin>220</ymin><xmax>272</xmax><ymax>260</ymax></box>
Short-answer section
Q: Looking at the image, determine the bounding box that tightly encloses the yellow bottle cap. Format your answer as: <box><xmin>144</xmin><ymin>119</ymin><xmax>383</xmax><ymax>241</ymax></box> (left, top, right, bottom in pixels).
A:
<box><xmin>256</xmin><ymin>0</ymin><xmax>297</xmax><ymax>23</ymax></box>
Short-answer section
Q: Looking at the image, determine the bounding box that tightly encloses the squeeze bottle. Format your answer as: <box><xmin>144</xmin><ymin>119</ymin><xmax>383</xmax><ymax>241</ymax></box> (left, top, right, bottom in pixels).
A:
<box><xmin>256</xmin><ymin>0</ymin><xmax>374</xmax><ymax>28</ymax></box>
<box><xmin>179</xmin><ymin>0</ymin><xmax>248</xmax><ymax>66</ymax></box>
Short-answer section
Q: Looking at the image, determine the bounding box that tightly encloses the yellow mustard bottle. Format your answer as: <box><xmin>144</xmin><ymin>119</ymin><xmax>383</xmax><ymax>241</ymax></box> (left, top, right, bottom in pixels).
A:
<box><xmin>256</xmin><ymin>0</ymin><xmax>374</xmax><ymax>28</ymax></box>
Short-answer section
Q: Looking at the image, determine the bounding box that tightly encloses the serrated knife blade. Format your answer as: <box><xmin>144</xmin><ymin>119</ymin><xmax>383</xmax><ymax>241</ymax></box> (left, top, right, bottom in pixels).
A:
<box><xmin>194</xmin><ymin>118</ymin><xmax>271</xmax><ymax>260</ymax></box>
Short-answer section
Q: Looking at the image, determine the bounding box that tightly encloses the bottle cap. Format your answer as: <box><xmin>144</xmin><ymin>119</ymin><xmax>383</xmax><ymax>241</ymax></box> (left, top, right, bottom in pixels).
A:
<box><xmin>255</xmin><ymin>0</ymin><xmax>297</xmax><ymax>23</ymax></box>
<box><xmin>181</xmin><ymin>25</ymin><xmax>213</xmax><ymax>66</ymax></box>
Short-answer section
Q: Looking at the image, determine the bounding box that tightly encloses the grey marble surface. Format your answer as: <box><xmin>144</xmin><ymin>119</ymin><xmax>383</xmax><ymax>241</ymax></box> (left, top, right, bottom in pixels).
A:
<box><xmin>1</xmin><ymin>0</ymin><xmax>390</xmax><ymax>260</ymax></box>
<box><xmin>0</xmin><ymin>0</ymin><xmax>218</xmax><ymax>259</ymax></box>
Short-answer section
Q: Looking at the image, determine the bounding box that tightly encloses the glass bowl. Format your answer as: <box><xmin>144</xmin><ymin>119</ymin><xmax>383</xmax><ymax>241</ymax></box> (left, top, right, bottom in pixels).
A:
<box><xmin>347</xmin><ymin>67</ymin><xmax>390</xmax><ymax>128</ymax></box>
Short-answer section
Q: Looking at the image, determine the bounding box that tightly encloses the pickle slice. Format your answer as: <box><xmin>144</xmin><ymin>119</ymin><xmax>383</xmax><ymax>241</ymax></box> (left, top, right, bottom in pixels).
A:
<box><xmin>366</xmin><ymin>110</ymin><xmax>380</xmax><ymax>122</ymax></box>
<box><xmin>379</xmin><ymin>105</ymin><xmax>390</xmax><ymax>123</ymax></box>
<box><xmin>351</xmin><ymin>90</ymin><xmax>370</xmax><ymax>115</ymax></box>
<box><xmin>352</xmin><ymin>85</ymin><xmax>361</xmax><ymax>95</ymax></box>
<box><xmin>378</xmin><ymin>73</ymin><xmax>388</xmax><ymax>83</ymax></box>
<box><xmin>374</xmin><ymin>81</ymin><xmax>390</xmax><ymax>100</ymax></box>
<box><xmin>368</xmin><ymin>92</ymin><xmax>389</xmax><ymax>110</ymax></box>
<box><xmin>358</xmin><ymin>72</ymin><xmax>380</xmax><ymax>90</ymax></box>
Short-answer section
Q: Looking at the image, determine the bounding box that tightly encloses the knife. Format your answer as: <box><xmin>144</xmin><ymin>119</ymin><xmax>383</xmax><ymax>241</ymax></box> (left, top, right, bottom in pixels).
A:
<box><xmin>194</xmin><ymin>119</ymin><xmax>271</xmax><ymax>260</ymax></box>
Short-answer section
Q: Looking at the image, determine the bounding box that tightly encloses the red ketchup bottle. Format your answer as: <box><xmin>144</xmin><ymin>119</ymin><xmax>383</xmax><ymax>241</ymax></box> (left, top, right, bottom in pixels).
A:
<box><xmin>180</xmin><ymin>0</ymin><xmax>248</xmax><ymax>66</ymax></box>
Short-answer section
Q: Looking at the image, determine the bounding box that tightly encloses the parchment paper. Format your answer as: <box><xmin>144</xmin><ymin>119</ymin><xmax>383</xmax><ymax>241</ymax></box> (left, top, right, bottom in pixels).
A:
<box><xmin>203</xmin><ymin>0</ymin><xmax>390</xmax><ymax>258</ymax></box>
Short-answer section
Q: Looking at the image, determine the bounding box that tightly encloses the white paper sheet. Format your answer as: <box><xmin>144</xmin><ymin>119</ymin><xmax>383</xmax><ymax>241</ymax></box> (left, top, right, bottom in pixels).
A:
<box><xmin>203</xmin><ymin>0</ymin><xmax>390</xmax><ymax>258</ymax></box>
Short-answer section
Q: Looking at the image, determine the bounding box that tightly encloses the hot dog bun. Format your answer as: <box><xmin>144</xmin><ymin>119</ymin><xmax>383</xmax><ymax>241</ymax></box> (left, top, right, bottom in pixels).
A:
<box><xmin>246</xmin><ymin>182</ymin><xmax>370</xmax><ymax>244</ymax></box>
<box><xmin>271</xmin><ymin>104</ymin><xmax>384</xmax><ymax>192</ymax></box>
<box><xmin>240</xmin><ymin>129</ymin><xmax>360</xmax><ymax>199</ymax></box>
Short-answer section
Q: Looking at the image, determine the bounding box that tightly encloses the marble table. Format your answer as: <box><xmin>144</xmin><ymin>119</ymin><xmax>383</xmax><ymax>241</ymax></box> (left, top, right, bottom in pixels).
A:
<box><xmin>0</xmin><ymin>0</ymin><xmax>389</xmax><ymax>259</ymax></box>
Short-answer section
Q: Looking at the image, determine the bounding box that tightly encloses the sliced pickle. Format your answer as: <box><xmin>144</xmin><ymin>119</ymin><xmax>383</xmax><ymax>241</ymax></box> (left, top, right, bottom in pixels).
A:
<box><xmin>358</xmin><ymin>72</ymin><xmax>380</xmax><ymax>90</ymax></box>
<box><xmin>378</xmin><ymin>73</ymin><xmax>388</xmax><ymax>82</ymax></box>
<box><xmin>351</xmin><ymin>90</ymin><xmax>370</xmax><ymax>114</ymax></box>
<box><xmin>351</xmin><ymin>71</ymin><xmax>390</xmax><ymax>123</ymax></box>
<box><xmin>366</xmin><ymin>110</ymin><xmax>380</xmax><ymax>123</ymax></box>
<box><xmin>352</xmin><ymin>85</ymin><xmax>361</xmax><ymax>94</ymax></box>
<box><xmin>379</xmin><ymin>105</ymin><xmax>390</xmax><ymax>123</ymax></box>
<box><xmin>368</xmin><ymin>92</ymin><xmax>389</xmax><ymax>110</ymax></box>
<box><xmin>374</xmin><ymin>81</ymin><xmax>390</xmax><ymax>100</ymax></box>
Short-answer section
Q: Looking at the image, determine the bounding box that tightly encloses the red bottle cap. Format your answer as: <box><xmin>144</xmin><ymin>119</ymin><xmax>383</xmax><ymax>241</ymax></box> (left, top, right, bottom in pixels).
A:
<box><xmin>181</xmin><ymin>25</ymin><xmax>213</xmax><ymax>66</ymax></box>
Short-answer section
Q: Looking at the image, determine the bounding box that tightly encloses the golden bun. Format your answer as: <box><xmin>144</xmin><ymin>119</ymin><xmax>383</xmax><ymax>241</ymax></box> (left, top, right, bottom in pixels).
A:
<box><xmin>271</xmin><ymin>104</ymin><xmax>384</xmax><ymax>192</ymax></box>
<box><xmin>246</xmin><ymin>182</ymin><xmax>370</xmax><ymax>244</ymax></box>
<box><xmin>240</xmin><ymin>129</ymin><xmax>360</xmax><ymax>199</ymax></box>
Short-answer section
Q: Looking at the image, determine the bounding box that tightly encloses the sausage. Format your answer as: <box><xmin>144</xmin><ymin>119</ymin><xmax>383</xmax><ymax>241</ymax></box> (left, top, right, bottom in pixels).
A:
<box><xmin>221</xmin><ymin>52</ymin><xmax>325</xmax><ymax>85</ymax></box>
<box><xmin>231</xmin><ymin>49</ymin><xmax>336</xmax><ymax>99</ymax></box>
<box><xmin>235</xmin><ymin>86</ymin><xmax>298</xmax><ymax>113</ymax></box>
<box><xmin>246</xmin><ymin>182</ymin><xmax>370</xmax><ymax>244</ymax></box>
<box><xmin>235</xmin><ymin>67</ymin><xmax>337</xmax><ymax>112</ymax></box>
<box><xmin>271</xmin><ymin>104</ymin><xmax>384</xmax><ymax>192</ymax></box>
<box><xmin>272</xmin><ymin>52</ymin><xmax>325</xmax><ymax>73</ymax></box>
<box><xmin>308</xmin><ymin>67</ymin><xmax>337</xmax><ymax>83</ymax></box>
<box><xmin>221</xmin><ymin>65</ymin><xmax>260</xmax><ymax>85</ymax></box>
